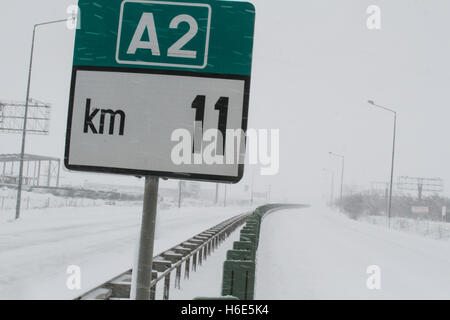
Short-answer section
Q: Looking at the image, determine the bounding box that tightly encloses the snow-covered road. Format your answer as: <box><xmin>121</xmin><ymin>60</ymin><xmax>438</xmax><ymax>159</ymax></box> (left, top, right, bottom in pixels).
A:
<box><xmin>255</xmin><ymin>205</ymin><xmax>450</xmax><ymax>299</ymax></box>
<box><xmin>0</xmin><ymin>205</ymin><xmax>249</xmax><ymax>299</ymax></box>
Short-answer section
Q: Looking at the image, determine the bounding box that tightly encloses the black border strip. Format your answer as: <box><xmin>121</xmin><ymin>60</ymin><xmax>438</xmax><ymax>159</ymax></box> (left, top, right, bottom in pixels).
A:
<box><xmin>64</xmin><ymin>66</ymin><xmax>251</xmax><ymax>184</ymax></box>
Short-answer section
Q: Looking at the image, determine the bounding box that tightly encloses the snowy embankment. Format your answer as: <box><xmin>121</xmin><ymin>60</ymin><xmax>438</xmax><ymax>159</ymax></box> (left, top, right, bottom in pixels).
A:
<box><xmin>358</xmin><ymin>215</ymin><xmax>450</xmax><ymax>241</ymax></box>
<box><xmin>0</xmin><ymin>205</ymin><xmax>250</xmax><ymax>300</ymax></box>
<box><xmin>255</xmin><ymin>205</ymin><xmax>450</xmax><ymax>299</ymax></box>
<box><xmin>0</xmin><ymin>189</ymin><xmax>117</xmax><ymax>216</ymax></box>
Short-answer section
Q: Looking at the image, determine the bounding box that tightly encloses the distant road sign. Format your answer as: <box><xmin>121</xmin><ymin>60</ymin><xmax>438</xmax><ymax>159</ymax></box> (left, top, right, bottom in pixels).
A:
<box><xmin>0</xmin><ymin>99</ymin><xmax>51</xmax><ymax>135</ymax></box>
<box><xmin>65</xmin><ymin>0</ymin><xmax>255</xmax><ymax>183</ymax></box>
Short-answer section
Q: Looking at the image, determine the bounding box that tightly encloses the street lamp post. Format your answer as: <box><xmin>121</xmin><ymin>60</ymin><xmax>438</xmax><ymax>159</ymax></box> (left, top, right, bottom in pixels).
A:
<box><xmin>15</xmin><ymin>18</ymin><xmax>70</xmax><ymax>220</ymax></box>
<box><xmin>329</xmin><ymin>152</ymin><xmax>345</xmax><ymax>205</ymax></box>
<box><xmin>367</xmin><ymin>100</ymin><xmax>397</xmax><ymax>229</ymax></box>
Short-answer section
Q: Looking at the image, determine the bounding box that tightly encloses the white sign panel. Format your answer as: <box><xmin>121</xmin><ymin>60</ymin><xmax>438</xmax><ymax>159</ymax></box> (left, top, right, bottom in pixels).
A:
<box><xmin>65</xmin><ymin>68</ymin><xmax>249</xmax><ymax>182</ymax></box>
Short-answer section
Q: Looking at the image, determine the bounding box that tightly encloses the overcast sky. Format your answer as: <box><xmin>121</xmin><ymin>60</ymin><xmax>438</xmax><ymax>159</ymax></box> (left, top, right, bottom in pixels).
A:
<box><xmin>1</xmin><ymin>0</ymin><xmax>450</xmax><ymax>202</ymax></box>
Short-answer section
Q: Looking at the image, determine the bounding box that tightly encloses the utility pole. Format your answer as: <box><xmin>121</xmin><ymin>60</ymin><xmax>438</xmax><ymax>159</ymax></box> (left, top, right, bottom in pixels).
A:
<box><xmin>329</xmin><ymin>152</ymin><xmax>345</xmax><ymax>205</ymax></box>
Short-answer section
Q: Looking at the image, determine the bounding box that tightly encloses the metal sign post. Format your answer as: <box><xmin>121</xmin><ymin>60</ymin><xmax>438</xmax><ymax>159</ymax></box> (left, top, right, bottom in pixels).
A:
<box><xmin>135</xmin><ymin>176</ymin><xmax>159</xmax><ymax>300</ymax></box>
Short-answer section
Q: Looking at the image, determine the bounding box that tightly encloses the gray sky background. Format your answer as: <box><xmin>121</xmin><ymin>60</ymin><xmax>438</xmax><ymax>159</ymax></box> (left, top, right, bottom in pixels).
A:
<box><xmin>1</xmin><ymin>0</ymin><xmax>450</xmax><ymax>202</ymax></box>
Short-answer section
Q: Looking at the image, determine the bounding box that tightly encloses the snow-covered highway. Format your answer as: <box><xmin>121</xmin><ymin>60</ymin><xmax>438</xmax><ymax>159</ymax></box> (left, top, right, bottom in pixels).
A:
<box><xmin>255</xmin><ymin>205</ymin><xmax>450</xmax><ymax>299</ymax></box>
<box><xmin>3</xmin><ymin>203</ymin><xmax>449</xmax><ymax>300</ymax></box>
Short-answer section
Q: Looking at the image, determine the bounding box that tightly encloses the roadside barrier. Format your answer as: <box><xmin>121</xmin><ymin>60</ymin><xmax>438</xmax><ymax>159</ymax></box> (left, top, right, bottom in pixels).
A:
<box><xmin>76</xmin><ymin>211</ymin><xmax>251</xmax><ymax>300</ymax></box>
<box><xmin>220</xmin><ymin>204</ymin><xmax>308</xmax><ymax>300</ymax></box>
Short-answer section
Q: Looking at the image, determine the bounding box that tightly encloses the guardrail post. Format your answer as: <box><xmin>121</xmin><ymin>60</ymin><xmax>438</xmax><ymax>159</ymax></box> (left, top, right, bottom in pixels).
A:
<box><xmin>185</xmin><ymin>257</ymin><xmax>190</xmax><ymax>279</ymax></box>
<box><xmin>198</xmin><ymin>248</ymin><xmax>203</xmax><ymax>265</ymax></box>
<box><xmin>175</xmin><ymin>265</ymin><xmax>182</xmax><ymax>289</ymax></box>
<box><xmin>222</xmin><ymin>260</ymin><xmax>256</xmax><ymax>300</ymax></box>
<box><xmin>192</xmin><ymin>252</ymin><xmax>197</xmax><ymax>271</ymax></box>
<box><xmin>150</xmin><ymin>271</ymin><xmax>157</xmax><ymax>300</ymax></box>
<box><xmin>163</xmin><ymin>274</ymin><xmax>170</xmax><ymax>300</ymax></box>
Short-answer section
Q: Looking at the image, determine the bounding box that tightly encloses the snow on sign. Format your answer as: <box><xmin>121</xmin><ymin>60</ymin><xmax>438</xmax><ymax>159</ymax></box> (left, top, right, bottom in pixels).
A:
<box><xmin>65</xmin><ymin>0</ymin><xmax>255</xmax><ymax>183</ymax></box>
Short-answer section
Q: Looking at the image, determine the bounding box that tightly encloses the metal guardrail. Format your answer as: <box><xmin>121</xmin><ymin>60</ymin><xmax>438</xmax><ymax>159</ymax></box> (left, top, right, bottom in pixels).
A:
<box><xmin>76</xmin><ymin>211</ymin><xmax>251</xmax><ymax>300</ymax></box>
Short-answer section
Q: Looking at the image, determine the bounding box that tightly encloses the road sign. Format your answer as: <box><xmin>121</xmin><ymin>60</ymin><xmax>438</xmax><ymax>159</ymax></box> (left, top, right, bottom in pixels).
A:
<box><xmin>65</xmin><ymin>0</ymin><xmax>255</xmax><ymax>183</ymax></box>
<box><xmin>0</xmin><ymin>99</ymin><xmax>51</xmax><ymax>135</ymax></box>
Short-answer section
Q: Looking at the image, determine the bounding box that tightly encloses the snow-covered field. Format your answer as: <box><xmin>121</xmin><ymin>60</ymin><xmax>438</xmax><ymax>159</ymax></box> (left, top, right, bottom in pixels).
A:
<box><xmin>0</xmin><ymin>204</ymin><xmax>250</xmax><ymax>300</ymax></box>
<box><xmin>255</xmin><ymin>205</ymin><xmax>450</xmax><ymax>300</ymax></box>
<box><xmin>0</xmin><ymin>189</ymin><xmax>120</xmax><ymax>215</ymax></box>
<box><xmin>358</xmin><ymin>215</ymin><xmax>450</xmax><ymax>241</ymax></box>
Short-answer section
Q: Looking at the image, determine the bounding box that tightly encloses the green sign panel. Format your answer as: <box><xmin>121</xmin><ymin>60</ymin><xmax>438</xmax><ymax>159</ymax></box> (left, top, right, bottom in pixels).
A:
<box><xmin>66</xmin><ymin>0</ymin><xmax>255</xmax><ymax>182</ymax></box>
<box><xmin>74</xmin><ymin>0</ymin><xmax>255</xmax><ymax>75</ymax></box>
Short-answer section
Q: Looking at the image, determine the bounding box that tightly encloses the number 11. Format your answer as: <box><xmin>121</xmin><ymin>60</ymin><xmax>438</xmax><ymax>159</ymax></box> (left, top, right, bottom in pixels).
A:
<box><xmin>191</xmin><ymin>95</ymin><xmax>229</xmax><ymax>155</ymax></box>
